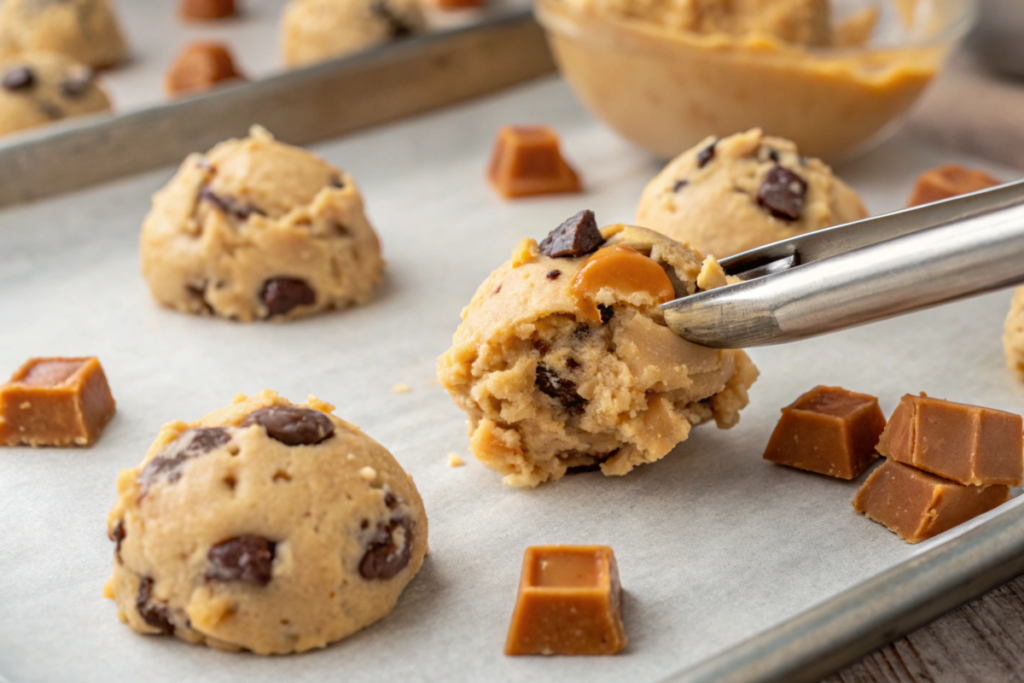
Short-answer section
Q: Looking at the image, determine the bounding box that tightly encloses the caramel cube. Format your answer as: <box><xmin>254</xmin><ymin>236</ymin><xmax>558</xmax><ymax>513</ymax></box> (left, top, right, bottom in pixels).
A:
<box><xmin>487</xmin><ymin>126</ymin><xmax>581</xmax><ymax>199</ymax></box>
<box><xmin>165</xmin><ymin>42</ymin><xmax>245</xmax><ymax>96</ymax></box>
<box><xmin>763</xmin><ymin>385</ymin><xmax>886</xmax><ymax>479</ymax></box>
<box><xmin>907</xmin><ymin>164</ymin><xmax>1001</xmax><ymax>207</ymax></box>
<box><xmin>505</xmin><ymin>545</ymin><xmax>627</xmax><ymax>656</ymax></box>
<box><xmin>0</xmin><ymin>357</ymin><xmax>116</xmax><ymax>447</ymax></box>
<box><xmin>853</xmin><ymin>460</ymin><xmax>1010</xmax><ymax>543</ymax></box>
<box><xmin>178</xmin><ymin>0</ymin><xmax>236</xmax><ymax>21</ymax></box>
<box><xmin>878</xmin><ymin>394</ymin><xmax>1023</xmax><ymax>487</ymax></box>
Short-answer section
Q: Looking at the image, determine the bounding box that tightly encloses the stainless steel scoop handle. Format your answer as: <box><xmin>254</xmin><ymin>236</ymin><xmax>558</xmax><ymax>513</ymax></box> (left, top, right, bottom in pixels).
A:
<box><xmin>662</xmin><ymin>180</ymin><xmax>1024</xmax><ymax>349</ymax></box>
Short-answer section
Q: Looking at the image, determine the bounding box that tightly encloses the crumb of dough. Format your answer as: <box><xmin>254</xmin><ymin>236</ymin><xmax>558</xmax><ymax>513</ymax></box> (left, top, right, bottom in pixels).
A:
<box><xmin>393</xmin><ymin>383</ymin><xmax>412</xmax><ymax>394</ymax></box>
<box><xmin>447</xmin><ymin>453</ymin><xmax>465</xmax><ymax>468</ymax></box>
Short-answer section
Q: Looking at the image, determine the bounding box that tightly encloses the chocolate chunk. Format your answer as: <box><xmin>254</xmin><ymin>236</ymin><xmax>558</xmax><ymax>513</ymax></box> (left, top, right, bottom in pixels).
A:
<box><xmin>139</xmin><ymin>427</ymin><xmax>232</xmax><ymax>491</ymax></box>
<box><xmin>199</xmin><ymin>187</ymin><xmax>263</xmax><ymax>220</ymax></box>
<box><xmin>260</xmin><ymin>277</ymin><xmax>316</xmax><ymax>317</ymax></box>
<box><xmin>384</xmin><ymin>491</ymin><xmax>400</xmax><ymax>509</ymax></box>
<box><xmin>767</xmin><ymin>147</ymin><xmax>781</xmax><ymax>163</ymax></box>
<box><xmin>757</xmin><ymin>166</ymin><xmax>808</xmax><ymax>221</ymax></box>
<box><xmin>546</xmin><ymin>270</ymin><xmax>561</xmax><ymax>281</ymax></box>
<box><xmin>697</xmin><ymin>140</ymin><xmax>717</xmax><ymax>168</ymax></box>
<box><xmin>112</xmin><ymin>521</ymin><xmax>126</xmax><ymax>563</ymax></box>
<box><xmin>566</xmin><ymin>358</ymin><xmax>581</xmax><ymax>370</ymax></box>
<box><xmin>240</xmin><ymin>405</ymin><xmax>335</xmax><ymax>446</ymax></box>
<box><xmin>359</xmin><ymin>518</ymin><xmax>413</xmax><ymax>580</ymax></box>
<box><xmin>539</xmin><ymin>210</ymin><xmax>604</xmax><ymax>259</ymax></box>
<box><xmin>534</xmin><ymin>340</ymin><xmax>550</xmax><ymax>355</ymax></box>
<box><xmin>371</xmin><ymin>0</ymin><xmax>414</xmax><ymax>38</ymax></box>
<box><xmin>60</xmin><ymin>72</ymin><xmax>93</xmax><ymax>98</ymax></box>
<box><xmin>2</xmin><ymin>66</ymin><xmax>34</xmax><ymax>92</ymax></box>
<box><xmin>672</xmin><ymin>179</ymin><xmax>689</xmax><ymax>192</ymax></box>
<box><xmin>206</xmin><ymin>535</ymin><xmax>276</xmax><ymax>585</ymax></box>
<box><xmin>535</xmin><ymin>363</ymin><xmax>586</xmax><ymax>414</ymax></box>
<box><xmin>136</xmin><ymin>578</ymin><xmax>174</xmax><ymax>634</ymax></box>
<box><xmin>598</xmin><ymin>304</ymin><xmax>614</xmax><ymax>325</ymax></box>
<box><xmin>329</xmin><ymin>175</ymin><xmax>345</xmax><ymax>189</ymax></box>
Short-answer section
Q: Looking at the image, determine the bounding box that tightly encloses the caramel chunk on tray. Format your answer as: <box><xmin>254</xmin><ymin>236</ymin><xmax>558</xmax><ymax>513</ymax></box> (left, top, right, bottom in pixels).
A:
<box><xmin>179</xmin><ymin>0</ymin><xmax>236</xmax><ymax>20</ymax></box>
<box><xmin>0</xmin><ymin>357</ymin><xmax>116</xmax><ymax>447</ymax></box>
<box><xmin>505</xmin><ymin>545</ymin><xmax>627</xmax><ymax>656</ymax></box>
<box><xmin>763</xmin><ymin>385</ymin><xmax>886</xmax><ymax>480</ymax></box>
<box><xmin>165</xmin><ymin>42</ymin><xmax>244</xmax><ymax>96</ymax></box>
<box><xmin>853</xmin><ymin>460</ymin><xmax>1009</xmax><ymax>543</ymax></box>
<box><xmin>487</xmin><ymin>126</ymin><xmax>581</xmax><ymax>199</ymax></box>
<box><xmin>878</xmin><ymin>394</ymin><xmax>1023</xmax><ymax>487</ymax></box>
<box><xmin>907</xmin><ymin>164</ymin><xmax>1002</xmax><ymax>207</ymax></box>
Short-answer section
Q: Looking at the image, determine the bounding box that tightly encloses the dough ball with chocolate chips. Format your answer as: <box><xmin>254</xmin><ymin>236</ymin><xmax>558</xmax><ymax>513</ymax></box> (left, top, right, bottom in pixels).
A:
<box><xmin>437</xmin><ymin>211</ymin><xmax>759</xmax><ymax>487</ymax></box>
<box><xmin>0</xmin><ymin>52</ymin><xmax>110</xmax><ymax>137</ymax></box>
<box><xmin>636</xmin><ymin>128</ymin><xmax>869</xmax><ymax>258</ymax></box>
<box><xmin>0</xmin><ymin>0</ymin><xmax>128</xmax><ymax>69</ymax></box>
<box><xmin>140</xmin><ymin>125</ymin><xmax>384</xmax><ymax>322</ymax></box>
<box><xmin>281</xmin><ymin>0</ymin><xmax>425</xmax><ymax>67</ymax></box>
<box><xmin>104</xmin><ymin>390</ymin><xmax>428</xmax><ymax>655</ymax></box>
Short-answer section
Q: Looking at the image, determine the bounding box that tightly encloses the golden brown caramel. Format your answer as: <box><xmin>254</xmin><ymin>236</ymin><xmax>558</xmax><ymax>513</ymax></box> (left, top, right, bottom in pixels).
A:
<box><xmin>487</xmin><ymin>126</ymin><xmax>581</xmax><ymax>199</ymax></box>
<box><xmin>178</xmin><ymin>0</ymin><xmax>236</xmax><ymax>20</ymax></box>
<box><xmin>165</xmin><ymin>42</ymin><xmax>244</xmax><ymax>96</ymax></box>
<box><xmin>571</xmin><ymin>245</ymin><xmax>675</xmax><ymax>324</ymax></box>
<box><xmin>907</xmin><ymin>165</ymin><xmax>1001</xmax><ymax>207</ymax></box>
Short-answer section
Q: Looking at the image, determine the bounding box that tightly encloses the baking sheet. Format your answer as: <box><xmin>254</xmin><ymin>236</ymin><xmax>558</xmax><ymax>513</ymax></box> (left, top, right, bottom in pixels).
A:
<box><xmin>0</xmin><ymin>76</ymin><xmax>1022</xmax><ymax>682</ymax></box>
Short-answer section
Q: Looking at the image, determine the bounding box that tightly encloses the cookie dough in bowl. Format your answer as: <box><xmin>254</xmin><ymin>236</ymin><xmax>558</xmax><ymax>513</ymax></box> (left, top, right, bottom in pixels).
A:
<box><xmin>0</xmin><ymin>52</ymin><xmax>111</xmax><ymax>137</ymax></box>
<box><xmin>104</xmin><ymin>390</ymin><xmax>428</xmax><ymax>655</ymax></box>
<box><xmin>636</xmin><ymin>129</ymin><xmax>869</xmax><ymax>258</ymax></box>
<box><xmin>437</xmin><ymin>211</ymin><xmax>759</xmax><ymax>488</ymax></box>
<box><xmin>281</xmin><ymin>0</ymin><xmax>426</xmax><ymax>67</ymax></box>
<box><xmin>0</xmin><ymin>0</ymin><xmax>128</xmax><ymax>69</ymax></box>
<box><xmin>140</xmin><ymin>125</ymin><xmax>384</xmax><ymax>322</ymax></box>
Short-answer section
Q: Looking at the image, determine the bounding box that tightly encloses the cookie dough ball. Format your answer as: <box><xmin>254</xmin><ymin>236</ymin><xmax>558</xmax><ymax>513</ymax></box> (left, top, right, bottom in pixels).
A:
<box><xmin>282</xmin><ymin>0</ymin><xmax>425</xmax><ymax>67</ymax></box>
<box><xmin>104</xmin><ymin>390</ymin><xmax>428</xmax><ymax>655</ymax></box>
<box><xmin>0</xmin><ymin>0</ymin><xmax>128</xmax><ymax>69</ymax></box>
<box><xmin>140</xmin><ymin>125</ymin><xmax>384</xmax><ymax>322</ymax></box>
<box><xmin>636</xmin><ymin>129</ymin><xmax>869</xmax><ymax>258</ymax></box>
<box><xmin>437</xmin><ymin>211</ymin><xmax>759</xmax><ymax>487</ymax></box>
<box><xmin>1004</xmin><ymin>289</ymin><xmax>1024</xmax><ymax>381</ymax></box>
<box><xmin>0</xmin><ymin>52</ymin><xmax>111</xmax><ymax>137</ymax></box>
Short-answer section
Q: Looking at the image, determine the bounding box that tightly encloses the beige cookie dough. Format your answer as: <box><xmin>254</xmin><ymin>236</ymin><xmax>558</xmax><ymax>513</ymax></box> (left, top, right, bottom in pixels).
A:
<box><xmin>140</xmin><ymin>125</ymin><xmax>384</xmax><ymax>322</ymax></box>
<box><xmin>0</xmin><ymin>0</ymin><xmax>128</xmax><ymax>69</ymax></box>
<box><xmin>1004</xmin><ymin>289</ymin><xmax>1024</xmax><ymax>381</ymax></box>
<box><xmin>104</xmin><ymin>390</ymin><xmax>428</xmax><ymax>655</ymax></box>
<box><xmin>437</xmin><ymin>212</ymin><xmax>758</xmax><ymax>488</ymax></box>
<box><xmin>0</xmin><ymin>51</ymin><xmax>110</xmax><ymax>137</ymax></box>
<box><xmin>636</xmin><ymin>129</ymin><xmax>869</xmax><ymax>258</ymax></box>
<box><xmin>281</xmin><ymin>0</ymin><xmax>426</xmax><ymax>67</ymax></box>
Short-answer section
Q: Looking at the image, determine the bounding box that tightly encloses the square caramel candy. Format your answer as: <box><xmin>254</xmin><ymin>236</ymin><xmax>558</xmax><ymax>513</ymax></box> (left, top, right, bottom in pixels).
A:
<box><xmin>487</xmin><ymin>126</ymin><xmax>581</xmax><ymax>199</ymax></box>
<box><xmin>762</xmin><ymin>385</ymin><xmax>886</xmax><ymax>479</ymax></box>
<box><xmin>853</xmin><ymin>460</ymin><xmax>1009</xmax><ymax>543</ymax></box>
<box><xmin>0</xmin><ymin>357</ymin><xmax>116</xmax><ymax>447</ymax></box>
<box><xmin>907</xmin><ymin>165</ymin><xmax>1001</xmax><ymax>207</ymax></box>
<box><xmin>878</xmin><ymin>394</ymin><xmax>1023</xmax><ymax>487</ymax></box>
<box><xmin>505</xmin><ymin>545</ymin><xmax>627</xmax><ymax>656</ymax></box>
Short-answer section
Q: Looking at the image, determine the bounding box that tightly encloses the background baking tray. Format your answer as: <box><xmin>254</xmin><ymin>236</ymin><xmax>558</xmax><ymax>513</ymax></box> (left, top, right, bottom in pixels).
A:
<box><xmin>1</xmin><ymin>76</ymin><xmax>1023</xmax><ymax>683</ymax></box>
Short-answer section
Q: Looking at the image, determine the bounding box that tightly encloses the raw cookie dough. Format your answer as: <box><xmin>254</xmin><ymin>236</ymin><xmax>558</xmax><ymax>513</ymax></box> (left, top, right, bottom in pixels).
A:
<box><xmin>140</xmin><ymin>125</ymin><xmax>384</xmax><ymax>322</ymax></box>
<box><xmin>0</xmin><ymin>51</ymin><xmax>111</xmax><ymax>137</ymax></box>
<box><xmin>0</xmin><ymin>0</ymin><xmax>128</xmax><ymax>69</ymax></box>
<box><xmin>437</xmin><ymin>212</ymin><xmax>759</xmax><ymax>487</ymax></box>
<box><xmin>281</xmin><ymin>0</ymin><xmax>426</xmax><ymax>67</ymax></box>
<box><xmin>636</xmin><ymin>129</ymin><xmax>869</xmax><ymax>258</ymax></box>
<box><xmin>1004</xmin><ymin>289</ymin><xmax>1024</xmax><ymax>381</ymax></box>
<box><xmin>104</xmin><ymin>390</ymin><xmax>428</xmax><ymax>655</ymax></box>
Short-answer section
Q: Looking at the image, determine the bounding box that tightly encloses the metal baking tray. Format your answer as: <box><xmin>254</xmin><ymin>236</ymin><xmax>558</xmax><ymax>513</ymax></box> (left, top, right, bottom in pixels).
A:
<box><xmin>1</xmin><ymin>29</ymin><xmax>1024</xmax><ymax>683</ymax></box>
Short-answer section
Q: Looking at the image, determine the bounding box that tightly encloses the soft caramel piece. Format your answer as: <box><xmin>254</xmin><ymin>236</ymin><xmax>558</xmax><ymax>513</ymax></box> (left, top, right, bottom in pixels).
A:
<box><xmin>487</xmin><ymin>126</ymin><xmax>581</xmax><ymax>199</ymax></box>
<box><xmin>763</xmin><ymin>385</ymin><xmax>886</xmax><ymax>479</ymax></box>
<box><xmin>0</xmin><ymin>357</ymin><xmax>116</xmax><ymax>447</ymax></box>
<box><xmin>853</xmin><ymin>460</ymin><xmax>1010</xmax><ymax>543</ymax></box>
<box><xmin>431</xmin><ymin>0</ymin><xmax>483</xmax><ymax>8</ymax></box>
<box><xmin>878</xmin><ymin>394</ymin><xmax>1023</xmax><ymax>487</ymax></box>
<box><xmin>571</xmin><ymin>245</ymin><xmax>675</xmax><ymax>324</ymax></box>
<box><xmin>505</xmin><ymin>545</ymin><xmax>627</xmax><ymax>656</ymax></box>
<box><xmin>907</xmin><ymin>165</ymin><xmax>1002</xmax><ymax>207</ymax></box>
<box><xmin>179</xmin><ymin>0</ymin><xmax>236</xmax><ymax>20</ymax></box>
<box><xmin>165</xmin><ymin>42</ymin><xmax>244</xmax><ymax>96</ymax></box>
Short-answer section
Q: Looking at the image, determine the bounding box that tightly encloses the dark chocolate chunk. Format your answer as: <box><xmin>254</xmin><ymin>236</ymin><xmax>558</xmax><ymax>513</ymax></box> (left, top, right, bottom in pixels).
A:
<box><xmin>240</xmin><ymin>405</ymin><xmax>335</xmax><ymax>446</ymax></box>
<box><xmin>359</xmin><ymin>518</ymin><xmax>413</xmax><ymax>580</ymax></box>
<box><xmin>332</xmin><ymin>222</ymin><xmax>352</xmax><ymax>237</ymax></box>
<box><xmin>199</xmin><ymin>187</ymin><xmax>264</xmax><ymax>220</ymax></box>
<box><xmin>598</xmin><ymin>304</ymin><xmax>614</xmax><ymax>325</ymax></box>
<box><xmin>2</xmin><ymin>66</ymin><xmax>35</xmax><ymax>92</ymax></box>
<box><xmin>757</xmin><ymin>166</ymin><xmax>808</xmax><ymax>221</ymax></box>
<box><xmin>546</xmin><ymin>270</ymin><xmax>561</xmax><ymax>281</ymax></box>
<box><xmin>697</xmin><ymin>140</ymin><xmax>718</xmax><ymax>168</ymax></box>
<box><xmin>206</xmin><ymin>535</ymin><xmax>276</xmax><ymax>585</ymax></box>
<box><xmin>566</xmin><ymin>358</ymin><xmax>581</xmax><ymax>370</ymax></box>
<box><xmin>535</xmin><ymin>363</ymin><xmax>586</xmax><ymax>414</ymax></box>
<box><xmin>136</xmin><ymin>578</ymin><xmax>174</xmax><ymax>634</ymax></box>
<box><xmin>538</xmin><ymin>210</ymin><xmax>604</xmax><ymax>259</ymax></box>
<box><xmin>260</xmin><ymin>277</ymin><xmax>316</xmax><ymax>317</ymax></box>
<box><xmin>572</xmin><ymin>324</ymin><xmax>591</xmax><ymax>341</ymax></box>
<box><xmin>672</xmin><ymin>179</ymin><xmax>689</xmax><ymax>192</ymax></box>
<box><xmin>371</xmin><ymin>0</ymin><xmax>414</xmax><ymax>38</ymax></box>
<box><xmin>139</xmin><ymin>427</ymin><xmax>232</xmax><ymax>492</ymax></box>
<box><xmin>112</xmin><ymin>521</ymin><xmax>126</xmax><ymax>563</ymax></box>
<box><xmin>60</xmin><ymin>72</ymin><xmax>93</xmax><ymax>98</ymax></box>
<box><xmin>329</xmin><ymin>175</ymin><xmax>345</xmax><ymax>189</ymax></box>
<box><xmin>534</xmin><ymin>340</ymin><xmax>550</xmax><ymax>355</ymax></box>
<box><xmin>384</xmin><ymin>491</ymin><xmax>400</xmax><ymax>509</ymax></box>
<box><xmin>766</xmin><ymin>147</ymin><xmax>781</xmax><ymax>163</ymax></box>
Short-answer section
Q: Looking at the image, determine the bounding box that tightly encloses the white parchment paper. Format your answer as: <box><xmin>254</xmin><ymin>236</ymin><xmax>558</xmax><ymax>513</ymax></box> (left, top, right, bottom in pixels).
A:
<box><xmin>0</xmin><ymin>78</ymin><xmax>1022</xmax><ymax>682</ymax></box>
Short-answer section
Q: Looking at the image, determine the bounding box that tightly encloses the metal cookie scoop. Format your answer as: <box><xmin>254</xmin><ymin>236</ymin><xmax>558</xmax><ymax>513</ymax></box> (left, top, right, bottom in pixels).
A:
<box><xmin>662</xmin><ymin>180</ymin><xmax>1024</xmax><ymax>348</ymax></box>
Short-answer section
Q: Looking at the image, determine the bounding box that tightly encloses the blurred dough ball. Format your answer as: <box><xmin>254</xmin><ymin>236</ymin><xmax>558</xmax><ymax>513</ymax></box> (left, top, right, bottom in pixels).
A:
<box><xmin>0</xmin><ymin>51</ymin><xmax>111</xmax><ymax>137</ymax></box>
<box><xmin>0</xmin><ymin>0</ymin><xmax>128</xmax><ymax>69</ymax></box>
